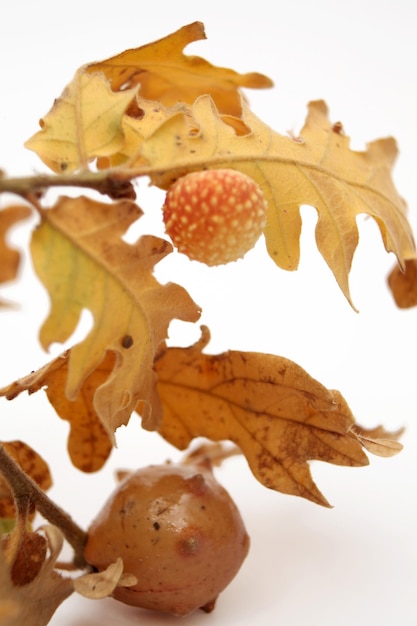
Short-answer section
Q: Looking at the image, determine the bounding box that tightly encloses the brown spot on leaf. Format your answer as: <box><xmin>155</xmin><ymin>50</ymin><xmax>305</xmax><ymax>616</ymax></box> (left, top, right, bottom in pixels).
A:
<box><xmin>121</xmin><ymin>335</ymin><xmax>134</xmax><ymax>349</ymax></box>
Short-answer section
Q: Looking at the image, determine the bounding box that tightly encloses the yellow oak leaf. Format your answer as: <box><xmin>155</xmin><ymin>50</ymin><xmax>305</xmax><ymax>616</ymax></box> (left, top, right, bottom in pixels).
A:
<box><xmin>140</xmin><ymin>96</ymin><xmax>415</xmax><ymax>307</ymax></box>
<box><xmin>154</xmin><ymin>327</ymin><xmax>401</xmax><ymax>507</ymax></box>
<box><xmin>97</xmin><ymin>98</ymin><xmax>250</xmax><ymax>169</ymax></box>
<box><xmin>85</xmin><ymin>21</ymin><xmax>273</xmax><ymax>117</ymax></box>
<box><xmin>25</xmin><ymin>71</ymin><xmax>138</xmax><ymax>173</ymax></box>
<box><xmin>30</xmin><ymin>196</ymin><xmax>201</xmax><ymax>437</ymax></box>
<box><xmin>0</xmin><ymin>205</ymin><xmax>31</xmax><ymax>306</ymax></box>
<box><xmin>96</xmin><ymin>99</ymin><xmax>176</xmax><ymax>170</ymax></box>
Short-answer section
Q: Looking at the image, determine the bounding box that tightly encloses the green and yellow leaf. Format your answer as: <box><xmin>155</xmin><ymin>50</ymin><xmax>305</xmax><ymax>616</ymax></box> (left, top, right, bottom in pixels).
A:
<box><xmin>29</xmin><ymin>196</ymin><xmax>200</xmax><ymax>437</ymax></box>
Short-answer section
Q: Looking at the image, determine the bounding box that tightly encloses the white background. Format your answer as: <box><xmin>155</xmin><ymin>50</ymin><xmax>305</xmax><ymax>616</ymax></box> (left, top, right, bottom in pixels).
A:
<box><xmin>1</xmin><ymin>1</ymin><xmax>417</xmax><ymax>624</ymax></box>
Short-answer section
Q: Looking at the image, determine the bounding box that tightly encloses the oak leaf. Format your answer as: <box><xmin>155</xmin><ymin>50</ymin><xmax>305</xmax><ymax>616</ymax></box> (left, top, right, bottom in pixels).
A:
<box><xmin>0</xmin><ymin>441</ymin><xmax>52</xmax><ymax>522</ymax></box>
<box><xmin>0</xmin><ymin>205</ymin><xmax>31</xmax><ymax>306</ymax></box>
<box><xmin>0</xmin><ymin>352</ymin><xmax>113</xmax><ymax>473</ymax></box>
<box><xmin>42</xmin><ymin>352</ymin><xmax>114</xmax><ymax>472</ymax></box>
<box><xmin>85</xmin><ymin>22</ymin><xmax>273</xmax><ymax>117</ymax></box>
<box><xmin>29</xmin><ymin>196</ymin><xmax>200</xmax><ymax>437</ymax></box>
<box><xmin>25</xmin><ymin>71</ymin><xmax>138</xmax><ymax>173</ymax></box>
<box><xmin>350</xmin><ymin>424</ymin><xmax>404</xmax><ymax>457</ymax></box>
<box><xmin>96</xmin><ymin>99</ymin><xmax>176</xmax><ymax>170</ymax></box>
<box><xmin>141</xmin><ymin>96</ymin><xmax>415</xmax><ymax>306</ymax></box>
<box><xmin>154</xmin><ymin>327</ymin><xmax>400</xmax><ymax>507</ymax></box>
<box><xmin>387</xmin><ymin>258</ymin><xmax>417</xmax><ymax>308</ymax></box>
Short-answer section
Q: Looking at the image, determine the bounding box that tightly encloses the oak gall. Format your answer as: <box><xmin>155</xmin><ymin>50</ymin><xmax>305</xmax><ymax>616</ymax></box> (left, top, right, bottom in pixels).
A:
<box><xmin>84</xmin><ymin>462</ymin><xmax>250</xmax><ymax>616</ymax></box>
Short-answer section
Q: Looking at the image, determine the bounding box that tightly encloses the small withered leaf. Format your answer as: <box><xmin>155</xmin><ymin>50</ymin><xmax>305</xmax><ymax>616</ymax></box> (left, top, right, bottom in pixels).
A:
<box><xmin>387</xmin><ymin>258</ymin><xmax>417</xmax><ymax>308</ymax></box>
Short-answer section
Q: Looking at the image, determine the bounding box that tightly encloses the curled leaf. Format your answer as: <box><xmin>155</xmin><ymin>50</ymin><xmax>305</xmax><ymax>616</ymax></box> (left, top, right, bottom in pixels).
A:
<box><xmin>74</xmin><ymin>557</ymin><xmax>136</xmax><ymax>599</ymax></box>
<box><xmin>350</xmin><ymin>424</ymin><xmax>404</xmax><ymax>457</ymax></box>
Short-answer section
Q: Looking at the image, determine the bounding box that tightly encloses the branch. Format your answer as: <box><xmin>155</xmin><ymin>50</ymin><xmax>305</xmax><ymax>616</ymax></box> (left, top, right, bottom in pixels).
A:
<box><xmin>0</xmin><ymin>168</ymin><xmax>137</xmax><ymax>201</ymax></box>
<box><xmin>0</xmin><ymin>444</ymin><xmax>88</xmax><ymax>568</ymax></box>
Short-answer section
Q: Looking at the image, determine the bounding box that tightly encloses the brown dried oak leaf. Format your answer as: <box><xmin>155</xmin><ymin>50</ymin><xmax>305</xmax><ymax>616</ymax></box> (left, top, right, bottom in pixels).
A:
<box><xmin>0</xmin><ymin>441</ymin><xmax>52</xmax><ymax>523</ymax></box>
<box><xmin>387</xmin><ymin>258</ymin><xmax>417</xmax><ymax>308</ymax></box>
<box><xmin>154</xmin><ymin>327</ymin><xmax>401</xmax><ymax>507</ymax></box>
<box><xmin>0</xmin><ymin>205</ymin><xmax>31</xmax><ymax>306</ymax></box>
<box><xmin>0</xmin><ymin>352</ymin><xmax>114</xmax><ymax>473</ymax></box>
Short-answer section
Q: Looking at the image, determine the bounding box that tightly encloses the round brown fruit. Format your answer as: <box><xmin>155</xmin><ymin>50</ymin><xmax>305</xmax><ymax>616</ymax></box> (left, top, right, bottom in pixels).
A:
<box><xmin>84</xmin><ymin>461</ymin><xmax>250</xmax><ymax>616</ymax></box>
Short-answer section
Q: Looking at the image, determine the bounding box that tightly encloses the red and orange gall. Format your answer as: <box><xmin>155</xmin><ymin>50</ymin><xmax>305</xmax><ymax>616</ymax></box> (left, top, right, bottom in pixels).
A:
<box><xmin>162</xmin><ymin>169</ymin><xmax>268</xmax><ymax>265</ymax></box>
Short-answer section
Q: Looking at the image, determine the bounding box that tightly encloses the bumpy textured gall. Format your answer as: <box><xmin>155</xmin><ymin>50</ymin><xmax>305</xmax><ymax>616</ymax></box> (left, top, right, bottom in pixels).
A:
<box><xmin>162</xmin><ymin>169</ymin><xmax>267</xmax><ymax>265</ymax></box>
<box><xmin>84</xmin><ymin>462</ymin><xmax>250</xmax><ymax>616</ymax></box>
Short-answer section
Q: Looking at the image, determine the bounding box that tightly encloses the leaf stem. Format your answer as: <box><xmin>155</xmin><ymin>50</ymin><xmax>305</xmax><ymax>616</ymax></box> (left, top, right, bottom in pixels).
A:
<box><xmin>0</xmin><ymin>444</ymin><xmax>88</xmax><ymax>568</ymax></box>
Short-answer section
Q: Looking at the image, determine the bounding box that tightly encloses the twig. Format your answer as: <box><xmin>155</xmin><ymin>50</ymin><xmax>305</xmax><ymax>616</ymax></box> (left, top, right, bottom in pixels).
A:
<box><xmin>0</xmin><ymin>444</ymin><xmax>88</xmax><ymax>568</ymax></box>
<box><xmin>0</xmin><ymin>169</ymin><xmax>137</xmax><ymax>201</ymax></box>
